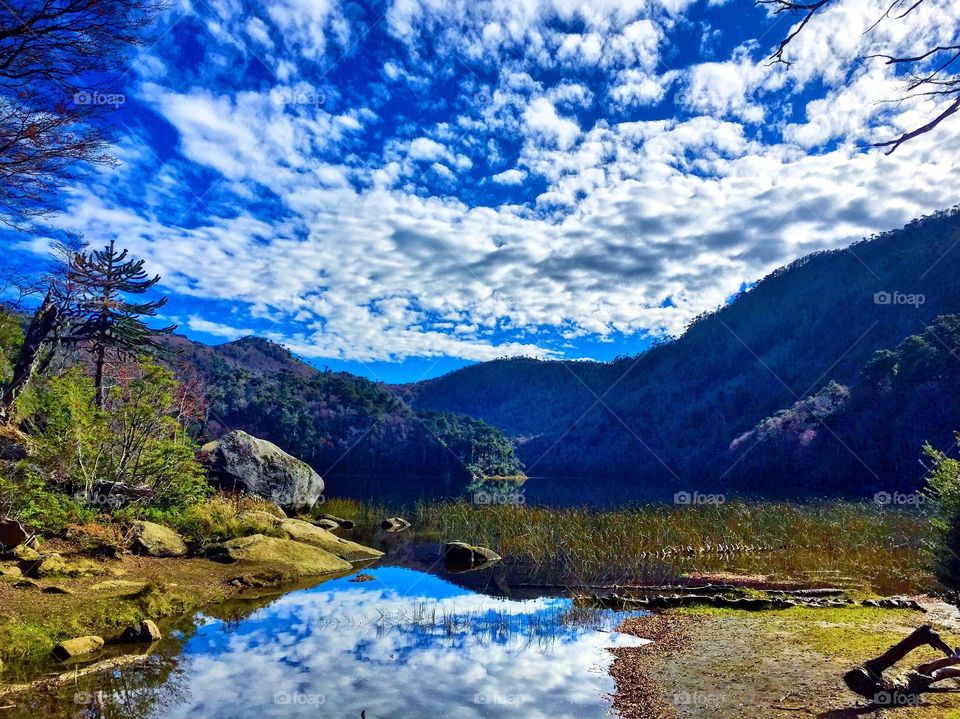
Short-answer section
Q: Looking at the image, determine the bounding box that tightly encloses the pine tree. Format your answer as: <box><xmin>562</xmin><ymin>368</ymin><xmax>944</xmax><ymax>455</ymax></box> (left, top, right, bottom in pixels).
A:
<box><xmin>66</xmin><ymin>240</ymin><xmax>175</xmax><ymax>407</ymax></box>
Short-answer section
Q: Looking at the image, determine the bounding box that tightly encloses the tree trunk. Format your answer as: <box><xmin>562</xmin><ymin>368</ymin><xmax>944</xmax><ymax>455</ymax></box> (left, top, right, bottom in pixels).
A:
<box><xmin>0</xmin><ymin>292</ymin><xmax>59</xmax><ymax>422</ymax></box>
<box><xmin>94</xmin><ymin>344</ymin><xmax>106</xmax><ymax>409</ymax></box>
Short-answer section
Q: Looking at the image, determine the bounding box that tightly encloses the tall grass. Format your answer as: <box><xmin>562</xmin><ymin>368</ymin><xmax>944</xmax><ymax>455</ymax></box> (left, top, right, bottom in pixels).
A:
<box><xmin>324</xmin><ymin>498</ymin><xmax>935</xmax><ymax>595</ymax></box>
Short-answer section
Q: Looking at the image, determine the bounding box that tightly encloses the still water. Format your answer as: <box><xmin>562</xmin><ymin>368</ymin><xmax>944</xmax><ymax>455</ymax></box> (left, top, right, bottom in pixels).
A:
<box><xmin>14</xmin><ymin>567</ymin><xmax>647</xmax><ymax>718</ymax></box>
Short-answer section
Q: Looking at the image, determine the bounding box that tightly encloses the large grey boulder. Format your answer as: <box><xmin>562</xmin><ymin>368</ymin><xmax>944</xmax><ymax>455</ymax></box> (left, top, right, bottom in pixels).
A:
<box><xmin>200</xmin><ymin>431</ymin><xmax>324</xmax><ymax>513</ymax></box>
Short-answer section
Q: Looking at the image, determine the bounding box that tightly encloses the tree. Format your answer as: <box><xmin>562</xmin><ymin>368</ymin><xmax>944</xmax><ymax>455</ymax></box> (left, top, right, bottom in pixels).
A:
<box><xmin>760</xmin><ymin>0</ymin><xmax>959</xmax><ymax>153</ymax></box>
<box><xmin>0</xmin><ymin>0</ymin><xmax>162</xmax><ymax>227</ymax></box>
<box><xmin>65</xmin><ymin>240</ymin><xmax>175</xmax><ymax>406</ymax></box>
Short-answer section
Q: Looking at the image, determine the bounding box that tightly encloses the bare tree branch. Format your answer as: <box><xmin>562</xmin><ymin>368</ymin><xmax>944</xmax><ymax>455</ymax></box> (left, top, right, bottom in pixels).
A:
<box><xmin>0</xmin><ymin>0</ymin><xmax>164</xmax><ymax>227</ymax></box>
<box><xmin>757</xmin><ymin>0</ymin><xmax>958</xmax><ymax>152</ymax></box>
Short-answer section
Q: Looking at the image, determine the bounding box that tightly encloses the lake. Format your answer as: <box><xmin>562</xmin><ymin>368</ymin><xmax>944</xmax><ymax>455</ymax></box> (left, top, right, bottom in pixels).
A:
<box><xmin>11</xmin><ymin>566</ymin><xmax>648</xmax><ymax>718</ymax></box>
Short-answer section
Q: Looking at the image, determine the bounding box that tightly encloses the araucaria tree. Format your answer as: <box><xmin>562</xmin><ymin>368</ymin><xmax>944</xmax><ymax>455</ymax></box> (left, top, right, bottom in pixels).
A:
<box><xmin>66</xmin><ymin>241</ymin><xmax>175</xmax><ymax>406</ymax></box>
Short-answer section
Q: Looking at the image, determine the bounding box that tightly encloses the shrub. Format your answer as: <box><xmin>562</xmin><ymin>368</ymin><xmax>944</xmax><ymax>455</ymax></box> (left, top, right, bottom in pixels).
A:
<box><xmin>18</xmin><ymin>361</ymin><xmax>208</xmax><ymax>513</ymax></box>
<box><xmin>923</xmin><ymin>437</ymin><xmax>960</xmax><ymax>588</ymax></box>
<box><xmin>0</xmin><ymin>462</ymin><xmax>93</xmax><ymax>534</ymax></box>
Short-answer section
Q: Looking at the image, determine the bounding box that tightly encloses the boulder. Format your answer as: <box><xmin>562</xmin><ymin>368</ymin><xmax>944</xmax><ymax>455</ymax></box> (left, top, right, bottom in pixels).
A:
<box><xmin>52</xmin><ymin>636</ymin><xmax>104</xmax><ymax>661</ymax></box>
<box><xmin>206</xmin><ymin>535</ymin><xmax>351</xmax><ymax>578</ymax></box>
<box><xmin>443</xmin><ymin>542</ymin><xmax>501</xmax><ymax>566</ymax></box>
<box><xmin>237</xmin><ymin>510</ymin><xmax>283</xmax><ymax>528</ymax></box>
<box><xmin>199</xmin><ymin>431</ymin><xmax>324</xmax><ymax>513</ymax></box>
<box><xmin>29</xmin><ymin>553</ymin><xmax>99</xmax><ymax>578</ymax></box>
<box><xmin>381</xmin><ymin>517</ymin><xmax>411</xmax><ymax>532</ymax></box>
<box><xmin>12</xmin><ymin>544</ymin><xmax>40</xmax><ymax>562</ymax></box>
<box><xmin>118</xmin><ymin>620</ymin><xmax>161</xmax><ymax>643</ymax></box>
<box><xmin>0</xmin><ymin>519</ymin><xmax>27</xmax><ymax>550</ymax></box>
<box><xmin>130</xmin><ymin>521</ymin><xmax>188</xmax><ymax>558</ymax></box>
<box><xmin>0</xmin><ymin>564</ymin><xmax>22</xmax><ymax>578</ymax></box>
<box><xmin>276</xmin><ymin>519</ymin><xmax>383</xmax><ymax>562</ymax></box>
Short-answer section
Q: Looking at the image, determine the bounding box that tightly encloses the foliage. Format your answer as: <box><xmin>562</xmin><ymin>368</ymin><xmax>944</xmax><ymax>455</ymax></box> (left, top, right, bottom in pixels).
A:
<box><xmin>0</xmin><ymin>461</ymin><xmax>93</xmax><ymax>534</ymax></box>
<box><xmin>0</xmin><ymin>0</ymin><xmax>161</xmax><ymax>227</ymax></box>
<box><xmin>18</xmin><ymin>360</ymin><xmax>207</xmax><ymax>512</ymax></box>
<box><xmin>0</xmin><ymin>309</ymin><xmax>23</xmax><ymax>385</ymax></box>
<box><xmin>169</xmin><ymin>494</ymin><xmax>286</xmax><ymax>548</ymax></box>
<box><xmin>923</xmin><ymin>436</ymin><xmax>960</xmax><ymax>588</ymax></box>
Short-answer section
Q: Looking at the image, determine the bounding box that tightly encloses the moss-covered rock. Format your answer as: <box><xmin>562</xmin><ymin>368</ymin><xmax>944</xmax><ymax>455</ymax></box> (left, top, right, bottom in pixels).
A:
<box><xmin>51</xmin><ymin>635</ymin><xmax>104</xmax><ymax>660</ymax></box>
<box><xmin>206</xmin><ymin>534</ymin><xmax>351</xmax><ymax>577</ymax></box>
<box><xmin>131</xmin><ymin>521</ymin><xmax>188</xmax><ymax>558</ymax></box>
<box><xmin>276</xmin><ymin>519</ymin><xmax>383</xmax><ymax>562</ymax></box>
<box><xmin>12</xmin><ymin>545</ymin><xmax>40</xmax><ymax>562</ymax></box>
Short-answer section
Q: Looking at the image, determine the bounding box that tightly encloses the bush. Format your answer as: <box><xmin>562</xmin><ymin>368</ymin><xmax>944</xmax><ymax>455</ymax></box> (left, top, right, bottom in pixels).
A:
<box><xmin>923</xmin><ymin>437</ymin><xmax>960</xmax><ymax>588</ymax></box>
<box><xmin>18</xmin><ymin>361</ymin><xmax>209</xmax><ymax>513</ymax></box>
<box><xmin>0</xmin><ymin>462</ymin><xmax>94</xmax><ymax>534</ymax></box>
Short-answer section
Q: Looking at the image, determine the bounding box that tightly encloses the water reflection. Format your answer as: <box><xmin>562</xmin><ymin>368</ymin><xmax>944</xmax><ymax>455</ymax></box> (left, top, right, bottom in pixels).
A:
<box><xmin>18</xmin><ymin>567</ymin><xmax>647</xmax><ymax>718</ymax></box>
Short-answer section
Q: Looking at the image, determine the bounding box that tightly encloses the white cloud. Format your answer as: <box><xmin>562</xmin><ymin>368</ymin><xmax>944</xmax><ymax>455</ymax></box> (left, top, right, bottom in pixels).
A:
<box><xmin>492</xmin><ymin>169</ymin><xmax>527</xmax><ymax>185</ymax></box>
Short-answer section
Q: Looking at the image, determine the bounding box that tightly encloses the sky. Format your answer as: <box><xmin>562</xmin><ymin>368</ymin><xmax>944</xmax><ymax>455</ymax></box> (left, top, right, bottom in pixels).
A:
<box><xmin>5</xmin><ymin>0</ymin><xmax>960</xmax><ymax>382</ymax></box>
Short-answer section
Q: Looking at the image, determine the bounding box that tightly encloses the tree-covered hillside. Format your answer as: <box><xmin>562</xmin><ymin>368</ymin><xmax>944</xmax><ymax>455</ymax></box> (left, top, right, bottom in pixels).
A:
<box><xmin>726</xmin><ymin>314</ymin><xmax>960</xmax><ymax>497</ymax></box>
<box><xmin>170</xmin><ymin>336</ymin><xmax>523</xmax><ymax>485</ymax></box>
<box><xmin>409</xmin><ymin>208</ymin><xmax>960</xmax><ymax>497</ymax></box>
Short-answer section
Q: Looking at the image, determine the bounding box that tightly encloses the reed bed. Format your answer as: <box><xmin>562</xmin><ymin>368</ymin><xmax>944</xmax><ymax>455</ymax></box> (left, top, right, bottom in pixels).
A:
<box><xmin>319</xmin><ymin>498</ymin><xmax>935</xmax><ymax>595</ymax></box>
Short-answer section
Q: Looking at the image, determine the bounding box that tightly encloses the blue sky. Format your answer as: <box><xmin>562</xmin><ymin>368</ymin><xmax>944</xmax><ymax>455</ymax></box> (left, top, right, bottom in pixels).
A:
<box><xmin>5</xmin><ymin>0</ymin><xmax>960</xmax><ymax>382</ymax></box>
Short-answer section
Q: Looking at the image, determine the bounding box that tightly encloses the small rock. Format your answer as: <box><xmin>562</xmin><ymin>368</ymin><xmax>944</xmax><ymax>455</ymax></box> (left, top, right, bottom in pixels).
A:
<box><xmin>13</xmin><ymin>578</ymin><xmax>39</xmax><ymax>589</ymax></box>
<box><xmin>130</xmin><ymin>521</ymin><xmax>188</xmax><ymax>558</ymax></box>
<box><xmin>381</xmin><ymin>517</ymin><xmax>411</xmax><ymax>532</ymax></box>
<box><xmin>318</xmin><ymin>514</ymin><xmax>355</xmax><ymax>530</ymax></box>
<box><xmin>313</xmin><ymin>519</ymin><xmax>340</xmax><ymax>531</ymax></box>
<box><xmin>118</xmin><ymin>620</ymin><xmax>161</xmax><ymax>643</ymax></box>
<box><xmin>52</xmin><ymin>636</ymin><xmax>104</xmax><ymax>660</ymax></box>
<box><xmin>443</xmin><ymin>541</ymin><xmax>501</xmax><ymax>566</ymax></box>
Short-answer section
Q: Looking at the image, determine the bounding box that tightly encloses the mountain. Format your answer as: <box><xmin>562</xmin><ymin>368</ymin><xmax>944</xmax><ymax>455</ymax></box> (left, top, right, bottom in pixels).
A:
<box><xmin>166</xmin><ymin>335</ymin><xmax>523</xmax><ymax>493</ymax></box>
<box><xmin>726</xmin><ymin>314</ymin><xmax>960</xmax><ymax>497</ymax></box>
<box><xmin>409</xmin><ymin>207</ymin><xmax>960</xmax><ymax>499</ymax></box>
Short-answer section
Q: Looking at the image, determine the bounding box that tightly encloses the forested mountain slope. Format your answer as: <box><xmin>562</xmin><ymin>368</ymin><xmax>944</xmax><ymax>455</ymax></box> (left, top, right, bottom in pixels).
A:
<box><xmin>168</xmin><ymin>336</ymin><xmax>523</xmax><ymax>484</ymax></box>
<box><xmin>409</xmin><ymin>208</ymin><xmax>960</xmax><ymax>497</ymax></box>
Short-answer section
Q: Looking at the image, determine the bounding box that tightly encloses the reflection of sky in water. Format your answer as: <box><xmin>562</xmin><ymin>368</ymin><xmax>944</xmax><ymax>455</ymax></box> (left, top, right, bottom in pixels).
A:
<box><xmin>156</xmin><ymin>568</ymin><xmax>648</xmax><ymax>718</ymax></box>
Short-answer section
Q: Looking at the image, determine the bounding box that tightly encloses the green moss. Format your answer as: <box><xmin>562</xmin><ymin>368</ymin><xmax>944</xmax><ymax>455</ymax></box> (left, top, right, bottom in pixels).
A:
<box><xmin>0</xmin><ymin>581</ymin><xmax>196</xmax><ymax>662</ymax></box>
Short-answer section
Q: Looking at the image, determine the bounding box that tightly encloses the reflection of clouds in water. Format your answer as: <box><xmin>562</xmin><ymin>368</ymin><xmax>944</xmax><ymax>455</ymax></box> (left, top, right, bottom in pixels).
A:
<box><xmin>157</xmin><ymin>569</ymin><xmax>648</xmax><ymax>718</ymax></box>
